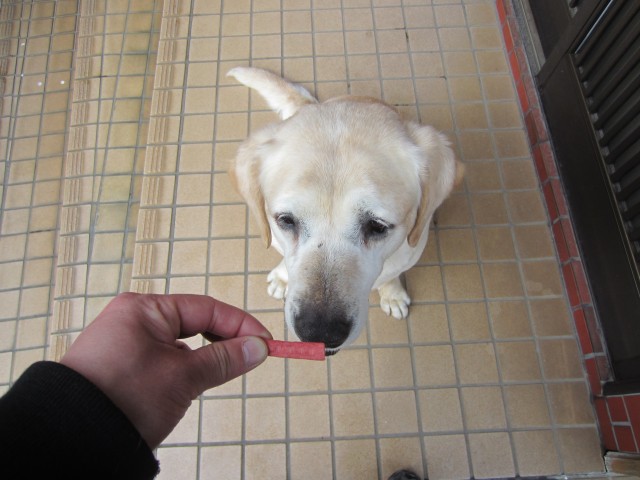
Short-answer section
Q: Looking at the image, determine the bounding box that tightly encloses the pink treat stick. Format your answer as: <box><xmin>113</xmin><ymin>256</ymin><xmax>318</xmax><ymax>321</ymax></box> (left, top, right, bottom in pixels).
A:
<box><xmin>266</xmin><ymin>339</ymin><xmax>326</xmax><ymax>361</ymax></box>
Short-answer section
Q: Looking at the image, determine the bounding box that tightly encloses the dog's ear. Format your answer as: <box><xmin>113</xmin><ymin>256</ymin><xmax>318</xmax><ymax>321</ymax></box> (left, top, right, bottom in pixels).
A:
<box><xmin>407</xmin><ymin>124</ymin><xmax>464</xmax><ymax>247</ymax></box>
<box><xmin>227</xmin><ymin>67</ymin><xmax>317</xmax><ymax>120</ymax></box>
<box><xmin>229</xmin><ymin>127</ymin><xmax>278</xmax><ymax>248</ymax></box>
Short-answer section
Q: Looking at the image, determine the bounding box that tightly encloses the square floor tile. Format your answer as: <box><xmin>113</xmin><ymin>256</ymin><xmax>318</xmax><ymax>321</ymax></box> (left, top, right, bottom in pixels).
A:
<box><xmin>380</xmin><ymin>436</ymin><xmax>424</xmax><ymax>480</ymax></box>
<box><xmin>332</xmin><ymin>393</ymin><xmax>375</xmax><ymax>437</ymax></box>
<box><xmin>424</xmin><ymin>434</ymin><xmax>470</xmax><ymax>479</ymax></box>
<box><xmin>496</xmin><ymin>341</ymin><xmax>542</xmax><ymax>382</ymax></box>
<box><xmin>414</xmin><ymin>345</ymin><xmax>457</xmax><ymax>386</ymax></box>
<box><xmin>330</xmin><ymin>348</ymin><xmax>372</xmax><ymax>390</ymax></box>
<box><xmin>245</xmin><ymin>396</ymin><xmax>286</xmax><ymax>441</ymax></box>
<box><xmin>408</xmin><ymin>304</ymin><xmax>450</xmax><ymax>344</ymax></box>
<box><xmin>462</xmin><ymin>386</ymin><xmax>507</xmax><ymax>430</ymax></box>
<box><xmin>455</xmin><ymin>343</ymin><xmax>499</xmax><ymax>384</ymax></box>
<box><xmin>419</xmin><ymin>388</ymin><xmax>463</xmax><ymax>433</ymax></box>
<box><xmin>156</xmin><ymin>447</ymin><xmax>198</xmax><ymax>480</ymax></box>
<box><xmin>200</xmin><ymin>446</ymin><xmax>241</xmax><ymax>479</ymax></box>
<box><xmin>547</xmin><ymin>382</ymin><xmax>596</xmax><ymax>425</ymax></box>
<box><xmin>513</xmin><ymin>430</ymin><xmax>561</xmax><ymax>476</ymax></box>
<box><xmin>335</xmin><ymin>439</ymin><xmax>378</xmax><ymax>480</ymax></box>
<box><xmin>448</xmin><ymin>302</ymin><xmax>491</xmax><ymax>342</ymax></box>
<box><xmin>245</xmin><ymin>444</ymin><xmax>287</xmax><ymax>480</ymax></box>
<box><xmin>201</xmin><ymin>398</ymin><xmax>242</xmax><ymax>442</ymax></box>
<box><xmin>468</xmin><ymin>432</ymin><xmax>515</xmax><ymax>478</ymax></box>
<box><xmin>289</xmin><ymin>442</ymin><xmax>333</xmax><ymax>479</ymax></box>
<box><xmin>504</xmin><ymin>384</ymin><xmax>552</xmax><ymax>428</ymax></box>
<box><xmin>289</xmin><ymin>394</ymin><xmax>330</xmax><ymax>439</ymax></box>
<box><xmin>372</xmin><ymin>347</ymin><xmax>414</xmax><ymax>388</ymax></box>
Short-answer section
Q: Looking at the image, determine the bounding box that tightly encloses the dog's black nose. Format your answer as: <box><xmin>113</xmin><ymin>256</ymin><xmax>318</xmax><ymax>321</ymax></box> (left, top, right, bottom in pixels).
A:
<box><xmin>293</xmin><ymin>305</ymin><xmax>352</xmax><ymax>349</ymax></box>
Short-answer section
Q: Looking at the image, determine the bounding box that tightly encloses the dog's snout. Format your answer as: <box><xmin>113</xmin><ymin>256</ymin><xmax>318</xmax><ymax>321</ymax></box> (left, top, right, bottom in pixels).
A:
<box><xmin>293</xmin><ymin>305</ymin><xmax>352</xmax><ymax>349</ymax></box>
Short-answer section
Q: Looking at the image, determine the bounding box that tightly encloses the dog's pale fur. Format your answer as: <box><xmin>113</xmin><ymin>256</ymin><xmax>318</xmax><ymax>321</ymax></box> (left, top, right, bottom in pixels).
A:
<box><xmin>228</xmin><ymin>67</ymin><xmax>463</xmax><ymax>352</ymax></box>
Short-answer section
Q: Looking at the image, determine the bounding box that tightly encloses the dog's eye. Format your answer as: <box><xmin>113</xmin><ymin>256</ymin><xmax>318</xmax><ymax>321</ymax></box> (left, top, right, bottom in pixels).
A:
<box><xmin>365</xmin><ymin>219</ymin><xmax>390</xmax><ymax>237</ymax></box>
<box><xmin>369</xmin><ymin>220</ymin><xmax>388</xmax><ymax>235</ymax></box>
<box><xmin>276</xmin><ymin>213</ymin><xmax>297</xmax><ymax>230</ymax></box>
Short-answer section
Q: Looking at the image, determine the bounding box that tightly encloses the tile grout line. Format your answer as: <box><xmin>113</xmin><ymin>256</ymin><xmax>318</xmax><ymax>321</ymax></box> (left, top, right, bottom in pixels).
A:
<box><xmin>131</xmin><ymin>0</ymin><xmax>175</xmax><ymax>295</ymax></box>
<box><xmin>273</xmin><ymin>2</ymin><xmax>297</xmax><ymax>479</ymax></box>
<box><xmin>79</xmin><ymin>0</ymin><xmax>106</xmax><ymax>331</ymax></box>
<box><xmin>1</xmin><ymin>1</ymin><xmax>79</xmax><ymax>370</ymax></box>
<box><xmin>324</xmin><ymin>1</ymin><xmax>352</xmax><ymax>478</ymax></box>
<box><xmin>163</xmin><ymin>0</ymin><xmax>194</xmax><ymax>297</ymax></box>
<box><xmin>159</xmin><ymin>419</ymin><xmax>598</xmax><ymax>445</ymax></box>
<box><xmin>13</xmin><ymin>1</ymin><xmax>73</xmax><ymax>375</ymax></box>
<box><xmin>200</xmin><ymin>1</ymin><xmax>226</xmax><ymax>477</ymax></box>
<box><xmin>425</xmin><ymin>5</ymin><xmax>480</xmax><ymax>477</ymax></box>
<box><xmin>50</xmin><ymin>0</ymin><xmax>96</xmax><ymax>357</ymax></box>
<box><xmin>0</xmin><ymin>2</ymin><xmax>22</xmax><ymax>254</ymax></box>
<box><xmin>198</xmin><ymin>381</ymin><xmax>594</xmax><ymax>399</ymax></box>
<box><xmin>304</xmin><ymin>2</ymin><xmax>341</xmax><ymax>479</ymax></box>
<box><xmin>47</xmin><ymin>1</ymin><xmax>80</xmax><ymax>361</ymax></box>
<box><xmin>459</xmin><ymin>2</ymin><xmax>522</xmax><ymax>476</ymax></box>
<box><xmin>90</xmin><ymin>0</ymin><xmax>139</xmax><ymax>300</ymax></box>
<box><xmin>366</xmin><ymin>3</ymin><xmax>391</xmax><ymax>478</ymax></box>
<box><xmin>3</xmin><ymin>1</ymin><xmax>37</xmax><ymax>383</ymax></box>
<box><xmin>117</xmin><ymin>0</ymin><xmax>163</xmax><ymax>295</ymax></box>
<box><xmin>241</xmin><ymin>1</ymin><xmax>254</xmax><ymax>478</ymax></box>
<box><xmin>399</xmin><ymin>1</ymin><xmax>431</xmax><ymax>477</ymax></box>
<box><xmin>82</xmin><ymin>0</ymin><xmax>113</xmax><ymax>313</ymax></box>
<box><xmin>21</xmin><ymin>0</ymin><xmax>70</xmax><ymax>370</ymax></box>
<box><xmin>161</xmin><ymin>0</ymin><xmax>202</xmax><ymax>468</ymax></box>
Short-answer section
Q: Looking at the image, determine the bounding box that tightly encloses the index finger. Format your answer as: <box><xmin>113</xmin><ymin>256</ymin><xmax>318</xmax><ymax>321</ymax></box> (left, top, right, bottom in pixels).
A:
<box><xmin>151</xmin><ymin>294</ymin><xmax>272</xmax><ymax>340</ymax></box>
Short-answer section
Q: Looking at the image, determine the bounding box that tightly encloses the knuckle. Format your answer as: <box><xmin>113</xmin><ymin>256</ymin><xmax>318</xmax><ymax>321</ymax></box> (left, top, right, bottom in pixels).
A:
<box><xmin>113</xmin><ymin>291</ymin><xmax>140</xmax><ymax>305</ymax></box>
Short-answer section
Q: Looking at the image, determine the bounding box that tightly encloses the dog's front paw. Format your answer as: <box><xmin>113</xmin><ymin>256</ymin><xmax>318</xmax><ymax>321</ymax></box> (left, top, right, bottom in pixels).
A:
<box><xmin>378</xmin><ymin>277</ymin><xmax>411</xmax><ymax>319</ymax></box>
<box><xmin>267</xmin><ymin>261</ymin><xmax>288</xmax><ymax>300</ymax></box>
<box><xmin>267</xmin><ymin>273</ymin><xmax>287</xmax><ymax>300</ymax></box>
<box><xmin>380</xmin><ymin>292</ymin><xmax>411</xmax><ymax>319</ymax></box>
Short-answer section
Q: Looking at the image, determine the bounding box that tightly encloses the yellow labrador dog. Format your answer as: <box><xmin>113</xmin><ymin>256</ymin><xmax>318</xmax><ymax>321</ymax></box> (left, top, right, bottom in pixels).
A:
<box><xmin>228</xmin><ymin>67</ymin><xmax>462</xmax><ymax>354</ymax></box>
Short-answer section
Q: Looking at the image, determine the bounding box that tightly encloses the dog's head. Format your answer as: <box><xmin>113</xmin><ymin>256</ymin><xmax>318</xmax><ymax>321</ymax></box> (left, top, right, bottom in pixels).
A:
<box><xmin>228</xmin><ymin>68</ymin><xmax>459</xmax><ymax>352</ymax></box>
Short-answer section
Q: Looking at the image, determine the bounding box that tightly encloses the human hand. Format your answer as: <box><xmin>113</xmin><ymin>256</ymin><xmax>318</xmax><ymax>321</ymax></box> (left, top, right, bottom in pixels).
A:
<box><xmin>60</xmin><ymin>292</ymin><xmax>272</xmax><ymax>449</ymax></box>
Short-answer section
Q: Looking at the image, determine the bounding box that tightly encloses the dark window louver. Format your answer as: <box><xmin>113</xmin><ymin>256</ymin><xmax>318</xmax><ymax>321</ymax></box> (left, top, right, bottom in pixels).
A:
<box><xmin>573</xmin><ymin>0</ymin><xmax>640</xmax><ymax>272</ymax></box>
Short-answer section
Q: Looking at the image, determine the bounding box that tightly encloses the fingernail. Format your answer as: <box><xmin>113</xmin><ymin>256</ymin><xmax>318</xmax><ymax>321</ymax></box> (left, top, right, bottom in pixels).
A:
<box><xmin>242</xmin><ymin>337</ymin><xmax>268</xmax><ymax>367</ymax></box>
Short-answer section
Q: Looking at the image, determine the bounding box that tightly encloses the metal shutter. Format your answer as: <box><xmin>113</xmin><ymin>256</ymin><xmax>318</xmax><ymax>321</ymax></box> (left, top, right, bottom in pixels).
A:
<box><xmin>573</xmin><ymin>0</ymin><xmax>640</xmax><ymax>271</ymax></box>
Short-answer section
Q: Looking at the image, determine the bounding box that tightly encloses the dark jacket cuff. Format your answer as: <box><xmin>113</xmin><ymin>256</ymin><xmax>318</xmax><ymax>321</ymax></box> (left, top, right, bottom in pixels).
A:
<box><xmin>0</xmin><ymin>361</ymin><xmax>159</xmax><ymax>479</ymax></box>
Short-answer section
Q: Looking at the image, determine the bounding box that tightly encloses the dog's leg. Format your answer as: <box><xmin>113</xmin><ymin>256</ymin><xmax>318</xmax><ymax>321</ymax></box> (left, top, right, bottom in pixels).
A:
<box><xmin>378</xmin><ymin>276</ymin><xmax>411</xmax><ymax>319</ymax></box>
<box><xmin>267</xmin><ymin>259</ymin><xmax>289</xmax><ymax>300</ymax></box>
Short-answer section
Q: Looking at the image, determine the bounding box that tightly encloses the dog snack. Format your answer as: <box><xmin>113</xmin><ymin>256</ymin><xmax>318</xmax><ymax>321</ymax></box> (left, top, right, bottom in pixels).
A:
<box><xmin>266</xmin><ymin>339</ymin><xmax>326</xmax><ymax>361</ymax></box>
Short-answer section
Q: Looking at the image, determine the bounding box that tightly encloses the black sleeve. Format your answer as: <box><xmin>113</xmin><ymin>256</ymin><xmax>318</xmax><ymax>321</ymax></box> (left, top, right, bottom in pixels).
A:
<box><xmin>0</xmin><ymin>361</ymin><xmax>159</xmax><ymax>480</ymax></box>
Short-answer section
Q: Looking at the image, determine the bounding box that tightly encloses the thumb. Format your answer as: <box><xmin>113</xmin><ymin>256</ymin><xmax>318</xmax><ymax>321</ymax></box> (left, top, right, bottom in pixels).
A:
<box><xmin>188</xmin><ymin>336</ymin><xmax>268</xmax><ymax>393</ymax></box>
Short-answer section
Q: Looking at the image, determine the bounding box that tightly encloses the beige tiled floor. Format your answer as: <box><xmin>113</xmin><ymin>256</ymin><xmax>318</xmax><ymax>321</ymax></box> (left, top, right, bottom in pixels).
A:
<box><xmin>0</xmin><ymin>0</ymin><xmax>609</xmax><ymax>478</ymax></box>
<box><xmin>49</xmin><ymin>0</ymin><xmax>162</xmax><ymax>358</ymax></box>
<box><xmin>0</xmin><ymin>0</ymin><xmax>77</xmax><ymax>389</ymax></box>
